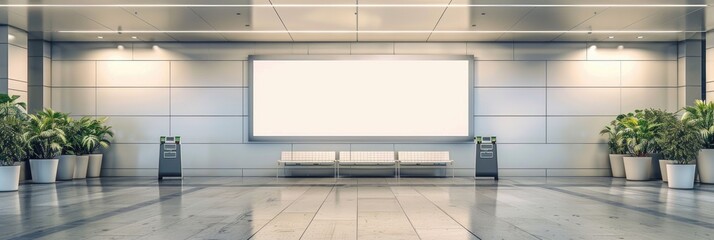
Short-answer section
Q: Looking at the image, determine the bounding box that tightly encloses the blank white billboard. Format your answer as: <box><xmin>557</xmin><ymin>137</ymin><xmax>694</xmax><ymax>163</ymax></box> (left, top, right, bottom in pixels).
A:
<box><xmin>250</xmin><ymin>56</ymin><xmax>472</xmax><ymax>141</ymax></box>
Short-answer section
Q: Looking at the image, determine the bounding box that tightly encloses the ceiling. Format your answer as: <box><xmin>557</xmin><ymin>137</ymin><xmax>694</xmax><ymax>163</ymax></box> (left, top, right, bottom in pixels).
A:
<box><xmin>0</xmin><ymin>0</ymin><xmax>710</xmax><ymax>42</ymax></box>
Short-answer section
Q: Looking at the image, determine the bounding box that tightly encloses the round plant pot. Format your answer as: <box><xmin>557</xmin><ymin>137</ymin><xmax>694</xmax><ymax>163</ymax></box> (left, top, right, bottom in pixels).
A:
<box><xmin>609</xmin><ymin>154</ymin><xmax>628</xmax><ymax>178</ymax></box>
<box><xmin>667</xmin><ymin>164</ymin><xmax>697</xmax><ymax>189</ymax></box>
<box><xmin>74</xmin><ymin>155</ymin><xmax>89</xmax><ymax>179</ymax></box>
<box><xmin>57</xmin><ymin>155</ymin><xmax>77</xmax><ymax>181</ymax></box>
<box><xmin>648</xmin><ymin>153</ymin><xmax>663</xmax><ymax>180</ymax></box>
<box><xmin>0</xmin><ymin>165</ymin><xmax>21</xmax><ymax>191</ymax></box>
<box><xmin>623</xmin><ymin>157</ymin><xmax>652</xmax><ymax>181</ymax></box>
<box><xmin>699</xmin><ymin>149</ymin><xmax>714</xmax><ymax>184</ymax></box>
<box><xmin>659</xmin><ymin>160</ymin><xmax>676</xmax><ymax>182</ymax></box>
<box><xmin>29</xmin><ymin>159</ymin><xmax>59</xmax><ymax>183</ymax></box>
<box><xmin>87</xmin><ymin>154</ymin><xmax>103</xmax><ymax>178</ymax></box>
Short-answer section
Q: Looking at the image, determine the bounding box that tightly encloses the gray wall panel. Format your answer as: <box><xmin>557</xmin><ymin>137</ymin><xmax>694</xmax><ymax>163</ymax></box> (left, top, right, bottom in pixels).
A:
<box><xmin>547</xmin><ymin>116</ymin><xmax>612</xmax><ymax>144</ymax></box>
<box><xmin>52</xmin><ymin>61</ymin><xmax>96</xmax><ymax>87</ymax></box>
<box><xmin>171</xmin><ymin>117</ymin><xmax>244</xmax><ymax>143</ymax></box>
<box><xmin>105</xmin><ymin>116</ymin><xmax>170</xmax><ymax>144</ymax></box>
<box><xmin>97</xmin><ymin>61</ymin><xmax>170</xmax><ymax>87</ymax></box>
<box><xmin>51</xmin><ymin>88</ymin><xmax>96</xmax><ymax>116</ymax></box>
<box><xmin>547</xmin><ymin>88</ymin><xmax>620</xmax><ymax>115</ymax></box>
<box><xmin>170</xmin><ymin>61</ymin><xmax>244</xmax><ymax>87</ymax></box>
<box><xmin>170</xmin><ymin>88</ymin><xmax>244</xmax><ymax>116</ymax></box>
<box><xmin>97</xmin><ymin>88</ymin><xmax>170</xmax><ymax>115</ymax></box>
<box><xmin>474</xmin><ymin>117</ymin><xmax>546</xmax><ymax>143</ymax></box>
<box><xmin>475</xmin><ymin>61</ymin><xmax>546</xmax><ymax>87</ymax></box>
<box><xmin>547</xmin><ymin>61</ymin><xmax>620</xmax><ymax>87</ymax></box>
<box><xmin>474</xmin><ymin>88</ymin><xmax>546</xmax><ymax>115</ymax></box>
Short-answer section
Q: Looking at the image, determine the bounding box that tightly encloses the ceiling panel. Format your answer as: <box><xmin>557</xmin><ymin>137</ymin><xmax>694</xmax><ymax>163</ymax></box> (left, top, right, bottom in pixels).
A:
<box><xmin>358</xmin><ymin>33</ymin><xmax>429</xmax><ymax>42</ymax></box>
<box><xmin>223</xmin><ymin>33</ymin><xmax>293</xmax><ymax>42</ymax></box>
<box><xmin>290</xmin><ymin>33</ymin><xmax>356</xmax><ymax>42</ymax></box>
<box><xmin>15</xmin><ymin>8</ymin><xmax>111</xmax><ymax>32</ymax></box>
<box><xmin>358</xmin><ymin>0</ymin><xmax>450</xmax><ymax>31</ymax></box>
<box><xmin>75</xmin><ymin>8</ymin><xmax>158</xmax><ymax>31</ymax></box>
<box><xmin>624</xmin><ymin>8</ymin><xmax>705</xmax><ymax>31</ymax></box>
<box><xmin>49</xmin><ymin>32</ymin><xmax>177</xmax><ymax>42</ymax></box>
<box><xmin>122</xmin><ymin>7</ymin><xmax>215</xmax><ymax>31</ymax></box>
<box><xmin>553</xmin><ymin>33</ymin><xmax>683</xmax><ymax>42</ymax></box>
<box><xmin>272</xmin><ymin>0</ymin><xmax>356</xmax><ymax>31</ymax></box>
<box><xmin>435</xmin><ymin>0</ymin><xmax>532</xmax><ymax>31</ymax></box>
<box><xmin>500</xmin><ymin>33</ymin><xmax>561</xmax><ymax>41</ymax></box>
<box><xmin>192</xmin><ymin>6</ymin><xmax>285</xmax><ymax>31</ymax></box>
<box><xmin>166</xmin><ymin>33</ymin><xmax>228</xmax><ymax>41</ymax></box>
<box><xmin>510</xmin><ymin>7</ymin><xmax>608</xmax><ymax>31</ymax></box>
<box><xmin>569</xmin><ymin>8</ymin><xmax>660</xmax><ymax>31</ymax></box>
<box><xmin>427</xmin><ymin>32</ymin><xmax>504</xmax><ymax>41</ymax></box>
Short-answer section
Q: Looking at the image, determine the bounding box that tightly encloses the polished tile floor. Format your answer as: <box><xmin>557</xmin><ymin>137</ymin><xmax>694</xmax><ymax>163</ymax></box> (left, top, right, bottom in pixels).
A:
<box><xmin>1</xmin><ymin>177</ymin><xmax>714</xmax><ymax>240</ymax></box>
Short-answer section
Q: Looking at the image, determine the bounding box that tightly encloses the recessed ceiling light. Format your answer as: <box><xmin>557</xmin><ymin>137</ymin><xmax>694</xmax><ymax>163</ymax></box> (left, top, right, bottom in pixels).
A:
<box><xmin>131</xmin><ymin>36</ymin><xmax>137</xmax><ymax>39</ymax></box>
<box><xmin>7</xmin><ymin>34</ymin><xmax>14</xmax><ymax>40</ymax></box>
<box><xmin>117</xmin><ymin>45</ymin><xmax>124</xmax><ymax>50</ymax></box>
<box><xmin>608</xmin><ymin>36</ymin><xmax>614</xmax><ymax>39</ymax></box>
<box><xmin>637</xmin><ymin>36</ymin><xmax>644</xmax><ymax>39</ymax></box>
<box><xmin>97</xmin><ymin>36</ymin><xmax>103</xmax><ymax>39</ymax></box>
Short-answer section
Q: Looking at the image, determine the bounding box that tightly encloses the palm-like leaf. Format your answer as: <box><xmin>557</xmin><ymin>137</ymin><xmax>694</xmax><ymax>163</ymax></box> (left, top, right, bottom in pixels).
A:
<box><xmin>682</xmin><ymin>100</ymin><xmax>714</xmax><ymax>148</ymax></box>
<box><xmin>79</xmin><ymin>117</ymin><xmax>114</xmax><ymax>154</ymax></box>
<box><xmin>24</xmin><ymin>109</ymin><xmax>67</xmax><ymax>159</ymax></box>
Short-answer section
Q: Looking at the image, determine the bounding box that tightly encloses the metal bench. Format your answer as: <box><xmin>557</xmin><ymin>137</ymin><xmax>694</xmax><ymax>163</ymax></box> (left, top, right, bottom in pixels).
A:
<box><xmin>398</xmin><ymin>151</ymin><xmax>454</xmax><ymax>178</ymax></box>
<box><xmin>277</xmin><ymin>151</ymin><xmax>337</xmax><ymax>178</ymax></box>
<box><xmin>338</xmin><ymin>151</ymin><xmax>398</xmax><ymax>178</ymax></box>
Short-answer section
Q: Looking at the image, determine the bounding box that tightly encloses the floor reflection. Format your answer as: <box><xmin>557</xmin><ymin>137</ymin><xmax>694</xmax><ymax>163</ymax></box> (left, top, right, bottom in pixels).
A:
<box><xmin>0</xmin><ymin>177</ymin><xmax>712</xmax><ymax>239</ymax></box>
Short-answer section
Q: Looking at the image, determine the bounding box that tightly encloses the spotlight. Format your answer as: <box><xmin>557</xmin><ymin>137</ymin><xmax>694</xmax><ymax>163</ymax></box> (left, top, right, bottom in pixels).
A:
<box><xmin>608</xmin><ymin>36</ymin><xmax>614</xmax><ymax>39</ymax></box>
<box><xmin>152</xmin><ymin>45</ymin><xmax>160</xmax><ymax>50</ymax></box>
<box><xmin>618</xmin><ymin>45</ymin><xmax>624</xmax><ymax>49</ymax></box>
<box><xmin>117</xmin><ymin>45</ymin><xmax>124</xmax><ymax>50</ymax></box>
<box><xmin>637</xmin><ymin>36</ymin><xmax>644</xmax><ymax>39</ymax></box>
<box><xmin>7</xmin><ymin>34</ymin><xmax>14</xmax><ymax>40</ymax></box>
<box><xmin>97</xmin><ymin>36</ymin><xmax>103</xmax><ymax>39</ymax></box>
<box><xmin>131</xmin><ymin>36</ymin><xmax>138</xmax><ymax>39</ymax></box>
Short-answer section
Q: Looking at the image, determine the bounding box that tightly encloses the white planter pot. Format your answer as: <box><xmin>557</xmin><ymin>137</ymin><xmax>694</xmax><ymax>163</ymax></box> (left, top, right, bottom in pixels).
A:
<box><xmin>667</xmin><ymin>164</ymin><xmax>697</xmax><ymax>189</ymax></box>
<box><xmin>659</xmin><ymin>160</ymin><xmax>676</xmax><ymax>182</ymax></box>
<box><xmin>29</xmin><ymin>159</ymin><xmax>59</xmax><ymax>183</ymax></box>
<box><xmin>699</xmin><ymin>149</ymin><xmax>714</xmax><ymax>184</ymax></box>
<box><xmin>623</xmin><ymin>157</ymin><xmax>652</xmax><ymax>181</ymax></box>
<box><xmin>609</xmin><ymin>154</ymin><xmax>627</xmax><ymax>178</ymax></box>
<box><xmin>0</xmin><ymin>165</ymin><xmax>21</xmax><ymax>191</ymax></box>
<box><xmin>74</xmin><ymin>155</ymin><xmax>89</xmax><ymax>179</ymax></box>
<box><xmin>57</xmin><ymin>155</ymin><xmax>77</xmax><ymax>181</ymax></box>
<box><xmin>87</xmin><ymin>154</ymin><xmax>103</xmax><ymax>178</ymax></box>
<box><xmin>649</xmin><ymin>153</ymin><xmax>663</xmax><ymax>179</ymax></box>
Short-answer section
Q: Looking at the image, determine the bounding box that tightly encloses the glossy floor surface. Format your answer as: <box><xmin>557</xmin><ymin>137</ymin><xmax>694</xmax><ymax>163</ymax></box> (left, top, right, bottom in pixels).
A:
<box><xmin>1</xmin><ymin>177</ymin><xmax>714</xmax><ymax>240</ymax></box>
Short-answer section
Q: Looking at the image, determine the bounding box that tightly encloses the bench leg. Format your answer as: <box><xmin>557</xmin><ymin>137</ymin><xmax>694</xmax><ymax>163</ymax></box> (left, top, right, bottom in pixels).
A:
<box><xmin>452</xmin><ymin>163</ymin><xmax>455</xmax><ymax>178</ymax></box>
<box><xmin>276</xmin><ymin>163</ymin><xmax>280</xmax><ymax>179</ymax></box>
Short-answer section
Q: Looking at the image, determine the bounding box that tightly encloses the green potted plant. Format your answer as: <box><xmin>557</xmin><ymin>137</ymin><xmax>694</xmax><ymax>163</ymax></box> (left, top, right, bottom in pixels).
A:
<box><xmin>620</xmin><ymin>111</ymin><xmax>661</xmax><ymax>181</ymax></box>
<box><xmin>24</xmin><ymin>109</ymin><xmax>66</xmax><ymax>183</ymax></box>
<box><xmin>658</xmin><ymin>120</ymin><xmax>703</xmax><ymax>189</ymax></box>
<box><xmin>83</xmin><ymin>117</ymin><xmax>113</xmax><ymax>178</ymax></box>
<box><xmin>73</xmin><ymin>117</ymin><xmax>93</xmax><ymax>179</ymax></box>
<box><xmin>681</xmin><ymin>100</ymin><xmax>714</xmax><ymax>184</ymax></box>
<box><xmin>56</xmin><ymin>114</ymin><xmax>78</xmax><ymax>181</ymax></box>
<box><xmin>0</xmin><ymin>94</ymin><xmax>27</xmax><ymax>191</ymax></box>
<box><xmin>601</xmin><ymin>114</ymin><xmax>628</xmax><ymax>178</ymax></box>
<box><xmin>639</xmin><ymin>109</ymin><xmax>677</xmax><ymax>180</ymax></box>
